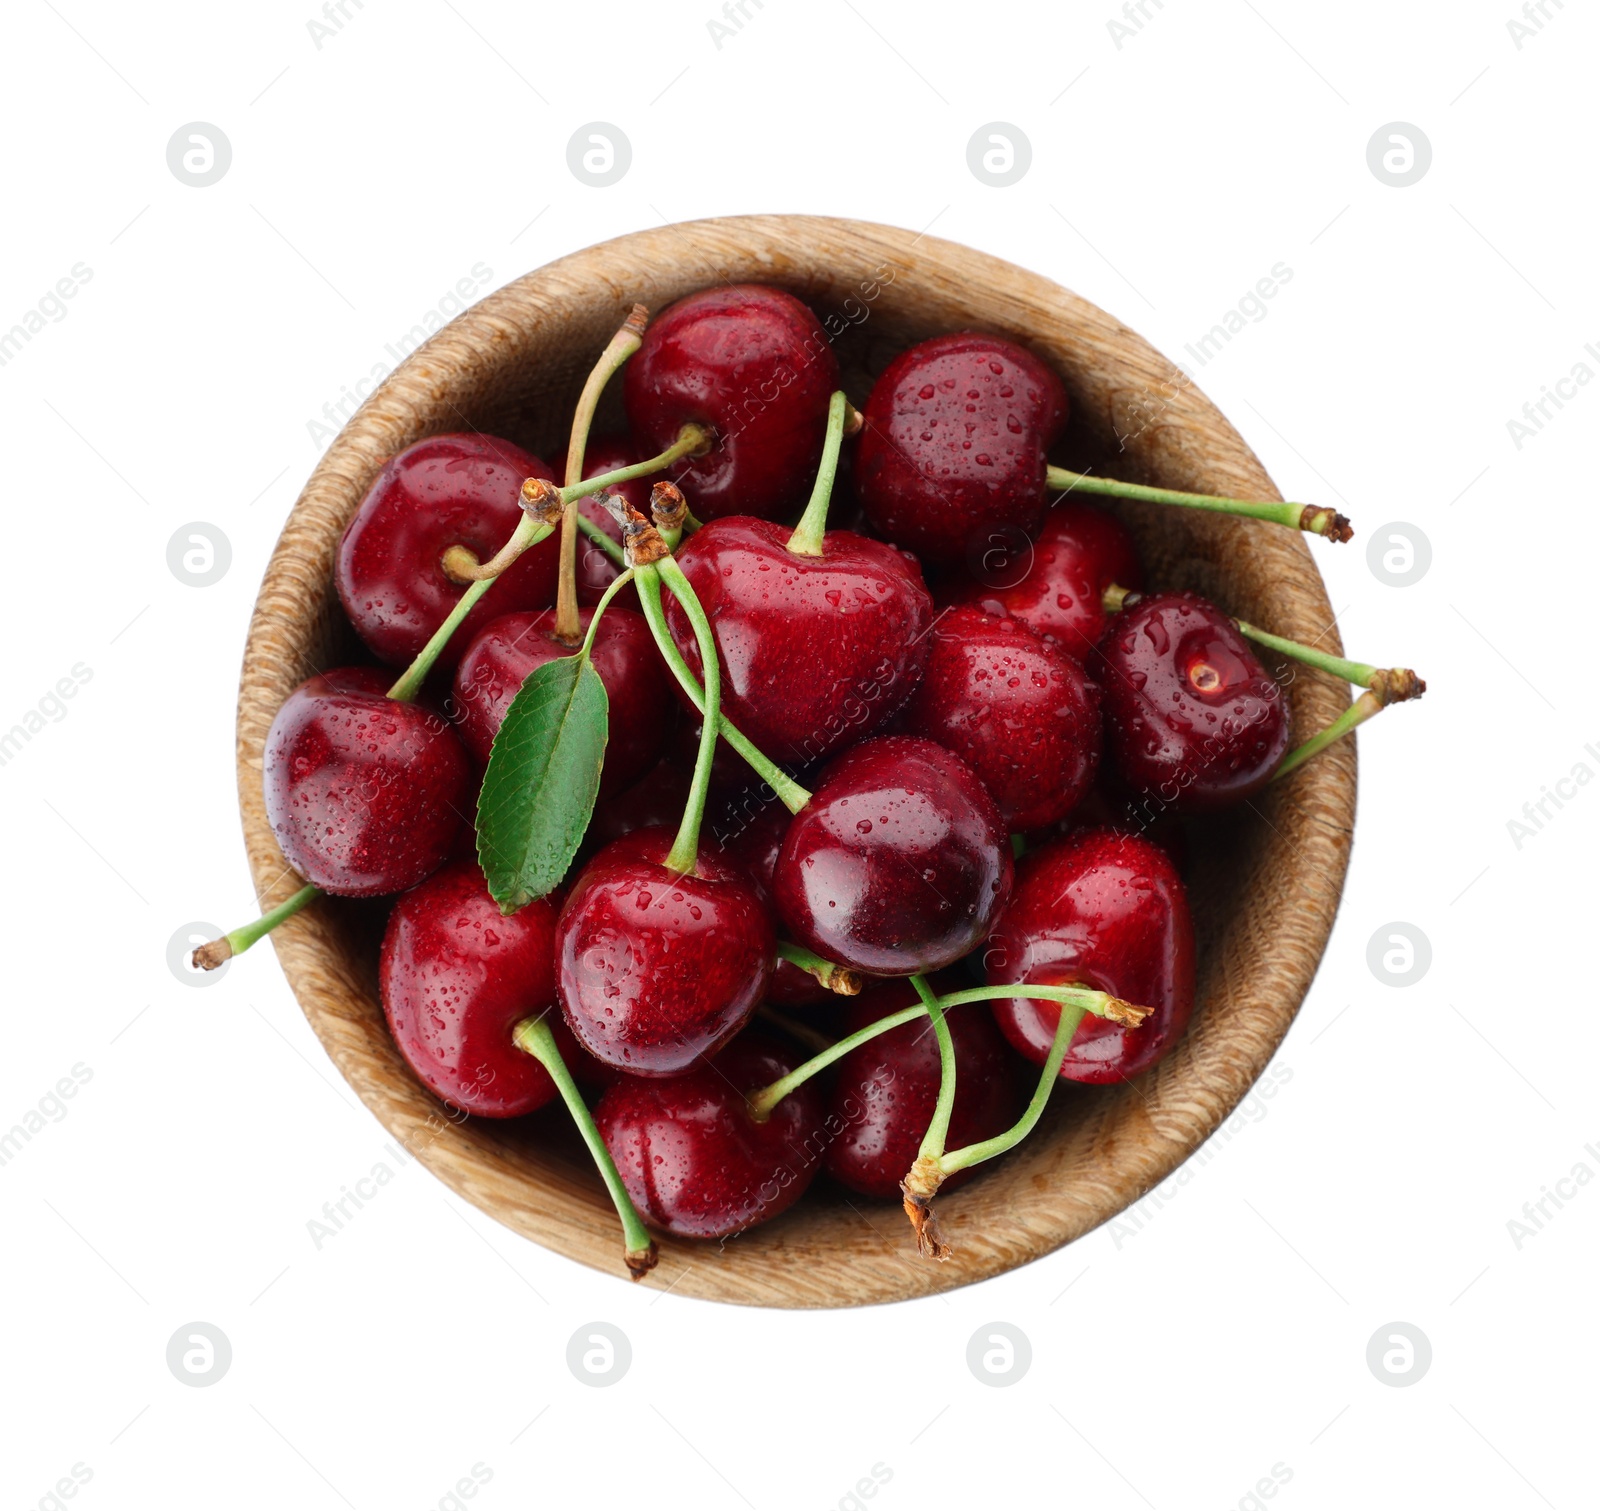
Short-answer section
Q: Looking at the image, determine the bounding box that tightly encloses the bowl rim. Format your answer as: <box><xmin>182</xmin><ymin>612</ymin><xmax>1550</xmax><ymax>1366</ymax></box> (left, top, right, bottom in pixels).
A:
<box><xmin>234</xmin><ymin>213</ymin><xmax>1356</xmax><ymax>1308</ymax></box>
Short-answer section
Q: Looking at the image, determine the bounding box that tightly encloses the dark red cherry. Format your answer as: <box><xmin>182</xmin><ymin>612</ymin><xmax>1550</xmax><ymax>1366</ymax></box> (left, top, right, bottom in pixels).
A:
<box><xmin>336</xmin><ymin>434</ymin><xmax>559</xmax><ymax>671</ymax></box>
<box><xmin>825</xmin><ymin>978</ymin><xmax>1022</xmax><ymax>1200</ymax></box>
<box><xmin>1096</xmin><ymin>591</ymin><xmax>1290</xmax><ymax>812</ymax></box>
<box><xmin>856</xmin><ymin>332</ymin><xmax>1068</xmax><ymax>568</ymax></box>
<box><xmin>985</xmin><ymin>828</ymin><xmax>1194</xmax><ymax>1083</ymax></box>
<box><xmin>597</xmin><ymin>1034</ymin><xmax>827</xmax><ymax>1239</ymax></box>
<box><xmin>380</xmin><ymin>861</ymin><xmax>566</xmax><ymax>1117</ymax></box>
<box><xmin>451</xmin><ymin>606</ymin><xmax>669</xmax><ymax>798</ymax></box>
<box><xmin>568</xmin><ymin>435</ymin><xmax>651</xmax><ymax>608</ymax></box>
<box><xmin>556</xmin><ymin>827</ymin><xmax>774</xmax><ymax>1075</ymax></box>
<box><xmin>664</xmin><ymin>516</ymin><xmax>934</xmax><ymax>767</ymax></box>
<box><xmin>1055</xmin><ymin>783</ymin><xmax>1188</xmax><ymax>874</ymax></box>
<box><xmin>903</xmin><ymin>605</ymin><xmax>1101</xmax><ymax>833</ymax></box>
<box><xmin>264</xmin><ymin>667</ymin><xmax>471</xmax><ymax>897</ymax></box>
<box><xmin>946</xmin><ymin>504</ymin><xmax>1144</xmax><ymax>663</ymax></box>
<box><xmin>773</xmin><ymin>735</ymin><xmax>1013</xmax><ymax>976</ymax></box>
<box><xmin>622</xmin><ymin>285</ymin><xmax>839</xmax><ymax>521</ymax></box>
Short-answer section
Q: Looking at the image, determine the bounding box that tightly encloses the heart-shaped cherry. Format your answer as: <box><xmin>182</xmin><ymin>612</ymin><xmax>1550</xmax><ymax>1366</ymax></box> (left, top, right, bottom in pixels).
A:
<box><xmin>556</xmin><ymin>826</ymin><xmax>774</xmax><ymax>1074</ymax></box>
<box><xmin>664</xmin><ymin>515</ymin><xmax>934</xmax><ymax>767</ymax></box>
<box><xmin>597</xmin><ymin>1033</ymin><xmax>828</xmax><ymax>1239</ymax></box>
<box><xmin>336</xmin><ymin>433</ymin><xmax>559</xmax><ymax>671</ymax></box>
<box><xmin>855</xmin><ymin>332</ymin><xmax>1068</xmax><ymax>568</ymax></box>
<box><xmin>452</xmin><ymin>605</ymin><xmax>669</xmax><ymax>798</ymax></box>
<box><xmin>945</xmin><ymin>503</ymin><xmax>1144</xmax><ymax>664</ymax></box>
<box><xmin>902</xmin><ymin>604</ymin><xmax>1101</xmax><ymax>833</ymax></box>
<box><xmin>380</xmin><ymin>860</ymin><xmax>566</xmax><ymax>1117</ymax></box>
<box><xmin>824</xmin><ymin>978</ymin><xmax>1022</xmax><ymax>1200</ymax></box>
<box><xmin>773</xmin><ymin>735</ymin><xmax>1013</xmax><ymax>976</ymax></box>
<box><xmin>264</xmin><ymin>666</ymin><xmax>471</xmax><ymax>897</ymax></box>
<box><xmin>1096</xmin><ymin>590</ymin><xmax>1290</xmax><ymax>812</ymax></box>
<box><xmin>622</xmin><ymin>285</ymin><xmax>839</xmax><ymax>521</ymax></box>
<box><xmin>985</xmin><ymin>827</ymin><xmax>1194</xmax><ymax>1082</ymax></box>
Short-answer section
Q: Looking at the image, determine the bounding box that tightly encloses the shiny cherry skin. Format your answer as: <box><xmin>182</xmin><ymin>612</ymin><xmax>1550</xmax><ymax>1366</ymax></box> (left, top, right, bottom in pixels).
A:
<box><xmin>1096</xmin><ymin>591</ymin><xmax>1290</xmax><ymax>813</ymax></box>
<box><xmin>825</xmin><ymin>978</ymin><xmax>1022</xmax><ymax>1200</ymax></box>
<box><xmin>264</xmin><ymin>667</ymin><xmax>471</xmax><ymax>897</ymax></box>
<box><xmin>664</xmin><ymin>516</ymin><xmax>934</xmax><ymax>767</ymax></box>
<box><xmin>379</xmin><ymin>861</ymin><xmax>567</xmax><ymax>1117</ymax></box>
<box><xmin>597</xmin><ymin>1034</ymin><xmax>827</xmax><ymax>1239</ymax></box>
<box><xmin>622</xmin><ymin>285</ymin><xmax>839</xmax><ymax>522</ymax></box>
<box><xmin>773</xmin><ymin>735</ymin><xmax>1013</xmax><ymax>976</ymax></box>
<box><xmin>903</xmin><ymin>605</ymin><xmax>1101</xmax><ymax>833</ymax></box>
<box><xmin>985</xmin><ymin>827</ymin><xmax>1194</xmax><ymax>1083</ymax></box>
<box><xmin>336</xmin><ymin>434</ymin><xmax>559</xmax><ymax>671</ymax></box>
<box><xmin>556</xmin><ymin>827</ymin><xmax>774</xmax><ymax>1075</ymax></box>
<box><xmin>568</xmin><ymin>435</ymin><xmax>651</xmax><ymax>608</ymax></box>
<box><xmin>451</xmin><ymin>606</ymin><xmax>669</xmax><ymax>798</ymax></box>
<box><xmin>856</xmin><ymin>332</ymin><xmax>1069</xmax><ymax>568</ymax></box>
<box><xmin>945</xmin><ymin>504</ymin><xmax>1144</xmax><ymax>663</ymax></box>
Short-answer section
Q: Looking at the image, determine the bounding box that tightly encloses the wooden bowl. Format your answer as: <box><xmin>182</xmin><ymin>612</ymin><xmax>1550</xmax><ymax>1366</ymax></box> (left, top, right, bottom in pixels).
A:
<box><xmin>236</xmin><ymin>215</ymin><xmax>1355</xmax><ymax>1307</ymax></box>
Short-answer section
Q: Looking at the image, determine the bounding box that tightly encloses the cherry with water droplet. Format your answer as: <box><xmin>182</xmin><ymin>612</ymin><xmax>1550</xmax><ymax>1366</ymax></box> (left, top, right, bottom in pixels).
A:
<box><xmin>263</xmin><ymin>666</ymin><xmax>471</xmax><ymax>897</ymax></box>
<box><xmin>903</xmin><ymin>604</ymin><xmax>1101</xmax><ymax>833</ymax></box>
<box><xmin>336</xmin><ymin>433</ymin><xmax>559</xmax><ymax>671</ymax></box>
<box><xmin>985</xmin><ymin>827</ymin><xmax>1194</xmax><ymax>1082</ymax></box>
<box><xmin>1096</xmin><ymin>590</ymin><xmax>1290</xmax><ymax>812</ymax></box>
<box><xmin>597</xmin><ymin>1033</ymin><xmax>828</xmax><ymax>1239</ymax></box>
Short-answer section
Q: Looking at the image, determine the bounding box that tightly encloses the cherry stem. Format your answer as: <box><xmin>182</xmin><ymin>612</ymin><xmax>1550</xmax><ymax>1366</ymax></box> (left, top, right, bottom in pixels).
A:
<box><xmin>937</xmin><ymin>1001</ymin><xmax>1086</xmax><ymax>1178</ymax></box>
<box><xmin>576</xmin><ymin>509</ymin><xmax>627</xmax><ymax>567</ymax></box>
<box><xmin>786</xmin><ymin>390</ymin><xmax>852</xmax><ymax>557</ymax></box>
<box><xmin>556</xmin><ymin>306</ymin><xmax>649</xmax><ymax>645</ymax></box>
<box><xmin>911</xmin><ymin>975</ymin><xmax>958</xmax><ymax>1164</ymax></box>
<box><xmin>577</xmin><ymin>567</ymin><xmax>638</xmax><ymax>657</ymax></box>
<box><xmin>746</xmin><ymin>1001</ymin><xmax>929</xmax><ymax>1122</ymax></box>
<box><xmin>655</xmin><ymin>554</ymin><xmax>723</xmax><ymax>875</ymax></box>
<box><xmin>775</xmin><ymin>940</ymin><xmax>863</xmax><ymax>996</ymax></box>
<box><xmin>512</xmin><ymin>1015</ymin><xmax>658</xmax><ymax>1279</ymax></box>
<box><xmin>1274</xmin><ymin>688</ymin><xmax>1386</xmax><ymax>780</ymax></box>
<box><xmin>633</xmin><ymin>566</ymin><xmax>813</xmax><ymax>815</ymax></box>
<box><xmin>1046</xmin><ymin>465</ymin><xmax>1353</xmax><ymax>542</ymax></box>
<box><xmin>190</xmin><ymin>882</ymin><xmax>320</xmax><ymax>970</ymax></box>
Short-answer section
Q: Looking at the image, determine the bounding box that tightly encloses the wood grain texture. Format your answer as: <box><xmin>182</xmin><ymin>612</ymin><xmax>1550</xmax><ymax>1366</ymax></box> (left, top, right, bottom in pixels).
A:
<box><xmin>234</xmin><ymin>215</ymin><xmax>1356</xmax><ymax>1308</ymax></box>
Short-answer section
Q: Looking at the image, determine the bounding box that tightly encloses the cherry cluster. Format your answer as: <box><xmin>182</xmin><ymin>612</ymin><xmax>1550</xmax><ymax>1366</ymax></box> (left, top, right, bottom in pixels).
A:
<box><xmin>202</xmin><ymin>286</ymin><xmax>1424</xmax><ymax>1277</ymax></box>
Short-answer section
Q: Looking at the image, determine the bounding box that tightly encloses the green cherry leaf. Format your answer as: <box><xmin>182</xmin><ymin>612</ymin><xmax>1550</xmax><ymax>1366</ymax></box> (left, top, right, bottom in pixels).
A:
<box><xmin>476</xmin><ymin>652</ymin><xmax>609</xmax><ymax>912</ymax></box>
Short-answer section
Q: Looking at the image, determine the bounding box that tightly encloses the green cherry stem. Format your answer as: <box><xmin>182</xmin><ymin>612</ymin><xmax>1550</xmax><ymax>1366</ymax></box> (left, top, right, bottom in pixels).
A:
<box><xmin>577</xmin><ymin>567</ymin><xmax>638</xmax><ymax>656</ymax></box>
<box><xmin>911</xmin><ymin>974</ymin><xmax>958</xmax><ymax>1164</ymax></box>
<box><xmin>576</xmin><ymin>510</ymin><xmax>627</xmax><ymax>567</ymax></box>
<box><xmin>190</xmin><ymin>882</ymin><xmax>320</xmax><ymax>971</ymax></box>
<box><xmin>786</xmin><ymin>391</ymin><xmax>852</xmax><ymax>557</ymax></box>
<box><xmin>633</xmin><ymin>560</ymin><xmax>813</xmax><ymax>815</ymax></box>
<box><xmin>512</xmin><ymin>1015</ymin><xmax>658</xmax><ymax>1279</ymax></box>
<box><xmin>1273</xmin><ymin>689</ymin><xmax>1385</xmax><ymax>781</ymax></box>
<box><xmin>556</xmin><ymin>305</ymin><xmax>649</xmax><ymax>645</ymax></box>
<box><xmin>656</xmin><ymin>553</ymin><xmax>723</xmax><ymax>876</ymax></box>
<box><xmin>1046</xmin><ymin>465</ymin><xmax>1352</xmax><ymax>542</ymax></box>
<box><xmin>745</xmin><ymin>1001</ymin><xmax>930</xmax><ymax>1122</ymax></box>
<box><xmin>775</xmin><ymin>940</ymin><xmax>863</xmax><ymax>996</ymax></box>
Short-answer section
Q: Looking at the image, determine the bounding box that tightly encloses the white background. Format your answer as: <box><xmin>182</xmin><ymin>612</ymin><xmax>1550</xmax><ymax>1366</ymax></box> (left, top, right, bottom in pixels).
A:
<box><xmin>1</xmin><ymin>1</ymin><xmax>1593</xmax><ymax>1507</ymax></box>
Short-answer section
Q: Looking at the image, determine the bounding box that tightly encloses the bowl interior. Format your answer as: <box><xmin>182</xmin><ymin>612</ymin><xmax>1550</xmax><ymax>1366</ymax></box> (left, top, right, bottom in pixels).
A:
<box><xmin>236</xmin><ymin>215</ymin><xmax>1355</xmax><ymax>1307</ymax></box>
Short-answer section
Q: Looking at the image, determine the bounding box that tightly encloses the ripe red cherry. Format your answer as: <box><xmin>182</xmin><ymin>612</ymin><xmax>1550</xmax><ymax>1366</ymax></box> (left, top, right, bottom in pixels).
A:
<box><xmin>622</xmin><ymin>285</ymin><xmax>839</xmax><ymax>521</ymax></box>
<box><xmin>336</xmin><ymin>434</ymin><xmax>559</xmax><ymax>671</ymax></box>
<box><xmin>946</xmin><ymin>504</ymin><xmax>1144</xmax><ymax>663</ymax></box>
<box><xmin>597</xmin><ymin>1034</ymin><xmax>827</xmax><ymax>1239</ymax></box>
<box><xmin>773</xmin><ymin>735</ymin><xmax>1013</xmax><ymax>976</ymax></box>
<box><xmin>1096</xmin><ymin>591</ymin><xmax>1290</xmax><ymax>812</ymax></box>
<box><xmin>569</xmin><ymin>435</ymin><xmax>651</xmax><ymax>608</ymax></box>
<box><xmin>902</xmin><ymin>605</ymin><xmax>1101</xmax><ymax>833</ymax></box>
<box><xmin>264</xmin><ymin>667</ymin><xmax>471</xmax><ymax>897</ymax></box>
<box><xmin>451</xmin><ymin>606</ymin><xmax>669</xmax><ymax>797</ymax></box>
<box><xmin>664</xmin><ymin>516</ymin><xmax>934</xmax><ymax>768</ymax></box>
<box><xmin>556</xmin><ymin>827</ymin><xmax>774</xmax><ymax>1075</ymax></box>
<box><xmin>824</xmin><ymin>979</ymin><xmax>1022</xmax><ymax>1200</ymax></box>
<box><xmin>985</xmin><ymin>828</ymin><xmax>1194</xmax><ymax>1082</ymax></box>
<box><xmin>856</xmin><ymin>332</ymin><xmax>1068</xmax><ymax>568</ymax></box>
<box><xmin>380</xmin><ymin>861</ymin><xmax>566</xmax><ymax>1117</ymax></box>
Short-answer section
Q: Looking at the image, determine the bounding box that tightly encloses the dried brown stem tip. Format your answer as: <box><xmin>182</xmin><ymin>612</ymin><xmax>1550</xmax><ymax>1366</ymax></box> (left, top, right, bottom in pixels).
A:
<box><xmin>842</xmin><ymin>402</ymin><xmax>865</xmax><ymax>438</ymax></box>
<box><xmin>650</xmin><ymin>481</ymin><xmax>689</xmax><ymax>533</ymax></box>
<box><xmin>190</xmin><ymin>937</ymin><xmax>233</xmax><ymax>972</ymax></box>
<box><xmin>1301</xmin><ymin>505</ymin><xmax>1354</xmax><ymax>543</ymax></box>
<box><xmin>622</xmin><ymin>302</ymin><xmax>650</xmax><ymax>339</ymax></box>
<box><xmin>606</xmin><ymin>500</ymin><xmax>670</xmax><ymax>566</ymax></box>
<box><xmin>1370</xmin><ymin>667</ymin><xmax>1427</xmax><ymax>706</ymax></box>
<box><xmin>520</xmin><ymin>476</ymin><xmax>565</xmax><ymax>527</ymax></box>
<box><xmin>823</xmin><ymin>967</ymin><xmax>864</xmax><ymax>996</ymax></box>
<box><xmin>1100</xmin><ymin>996</ymin><xmax>1151</xmax><ymax>1027</ymax></box>
<box><xmin>900</xmin><ymin>1174</ymin><xmax>952</xmax><ymax>1262</ymax></box>
<box><xmin>625</xmin><ymin>1241</ymin><xmax>659</xmax><ymax>1281</ymax></box>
